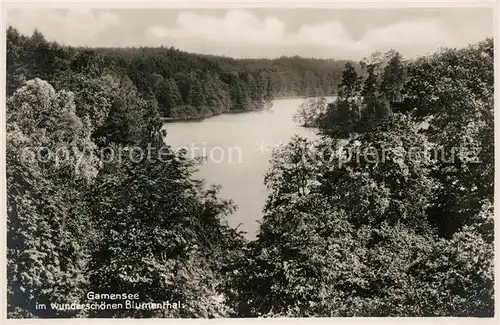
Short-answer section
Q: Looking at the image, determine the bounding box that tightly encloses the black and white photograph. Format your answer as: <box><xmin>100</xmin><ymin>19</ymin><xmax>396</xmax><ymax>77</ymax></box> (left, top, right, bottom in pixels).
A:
<box><xmin>3</xmin><ymin>1</ymin><xmax>496</xmax><ymax>319</ymax></box>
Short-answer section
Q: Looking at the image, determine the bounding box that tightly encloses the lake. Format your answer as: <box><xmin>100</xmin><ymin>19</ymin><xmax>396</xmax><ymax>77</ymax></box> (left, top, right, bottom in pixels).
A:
<box><xmin>162</xmin><ymin>98</ymin><xmax>321</xmax><ymax>238</ymax></box>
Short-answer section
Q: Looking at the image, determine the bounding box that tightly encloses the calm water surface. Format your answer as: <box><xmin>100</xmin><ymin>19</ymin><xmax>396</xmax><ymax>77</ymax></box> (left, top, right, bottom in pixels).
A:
<box><xmin>162</xmin><ymin>98</ymin><xmax>322</xmax><ymax>238</ymax></box>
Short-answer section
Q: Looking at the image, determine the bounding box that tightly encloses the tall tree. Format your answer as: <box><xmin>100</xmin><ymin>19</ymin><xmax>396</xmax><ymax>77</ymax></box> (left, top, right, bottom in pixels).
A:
<box><xmin>338</xmin><ymin>62</ymin><xmax>360</xmax><ymax>100</ymax></box>
<box><xmin>88</xmin><ymin>135</ymin><xmax>243</xmax><ymax>318</ymax></box>
<box><xmin>7</xmin><ymin>79</ymin><xmax>99</xmax><ymax>317</ymax></box>
<box><xmin>381</xmin><ymin>51</ymin><xmax>407</xmax><ymax>104</ymax></box>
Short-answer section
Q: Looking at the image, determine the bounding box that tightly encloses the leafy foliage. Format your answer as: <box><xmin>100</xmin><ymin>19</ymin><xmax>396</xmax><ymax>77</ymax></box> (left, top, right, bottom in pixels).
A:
<box><xmin>7</xmin><ymin>79</ymin><xmax>99</xmax><ymax>317</ymax></box>
<box><xmin>235</xmin><ymin>40</ymin><xmax>494</xmax><ymax>317</ymax></box>
<box><xmin>6</xmin><ymin>28</ymin><xmax>247</xmax><ymax>319</ymax></box>
<box><xmin>88</xmin><ymin>140</ymin><xmax>243</xmax><ymax>317</ymax></box>
<box><xmin>6</xmin><ymin>25</ymin><xmax>494</xmax><ymax>318</ymax></box>
<box><xmin>292</xmin><ymin>97</ymin><xmax>329</xmax><ymax>127</ymax></box>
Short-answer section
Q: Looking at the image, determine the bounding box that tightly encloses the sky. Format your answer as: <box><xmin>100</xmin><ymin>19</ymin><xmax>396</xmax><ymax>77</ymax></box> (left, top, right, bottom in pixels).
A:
<box><xmin>6</xmin><ymin>7</ymin><xmax>494</xmax><ymax>60</ymax></box>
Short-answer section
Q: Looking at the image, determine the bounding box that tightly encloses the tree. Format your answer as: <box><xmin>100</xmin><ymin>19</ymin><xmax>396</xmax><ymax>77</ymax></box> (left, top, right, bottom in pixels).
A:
<box><xmin>88</xmin><ymin>135</ymin><xmax>243</xmax><ymax>318</ymax></box>
<box><xmin>157</xmin><ymin>77</ymin><xmax>183</xmax><ymax>116</ymax></box>
<box><xmin>235</xmin><ymin>110</ymin><xmax>493</xmax><ymax>316</ymax></box>
<box><xmin>188</xmin><ymin>72</ymin><xmax>207</xmax><ymax>111</ymax></box>
<box><xmin>6</xmin><ymin>26</ymin><xmax>28</xmax><ymax>95</ymax></box>
<box><xmin>404</xmin><ymin>39</ymin><xmax>494</xmax><ymax>237</ymax></box>
<box><xmin>93</xmin><ymin>75</ymin><xmax>157</xmax><ymax>146</ymax></box>
<box><xmin>338</xmin><ymin>62</ymin><xmax>360</xmax><ymax>99</ymax></box>
<box><xmin>7</xmin><ymin>79</ymin><xmax>99</xmax><ymax>317</ymax></box>
<box><xmin>292</xmin><ymin>97</ymin><xmax>329</xmax><ymax>127</ymax></box>
<box><xmin>380</xmin><ymin>51</ymin><xmax>406</xmax><ymax>104</ymax></box>
<box><xmin>52</xmin><ymin>72</ymin><xmax>118</xmax><ymax>131</ymax></box>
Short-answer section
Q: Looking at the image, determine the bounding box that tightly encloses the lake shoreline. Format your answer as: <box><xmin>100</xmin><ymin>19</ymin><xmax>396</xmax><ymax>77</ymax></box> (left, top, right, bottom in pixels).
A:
<box><xmin>160</xmin><ymin>95</ymin><xmax>338</xmax><ymax>123</ymax></box>
<box><xmin>160</xmin><ymin>104</ymin><xmax>275</xmax><ymax>123</ymax></box>
<box><xmin>274</xmin><ymin>94</ymin><xmax>336</xmax><ymax>100</ymax></box>
<box><xmin>163</xmin><ymin>98</ymin><xmax>318</xmax><ymax>238</ymax></box>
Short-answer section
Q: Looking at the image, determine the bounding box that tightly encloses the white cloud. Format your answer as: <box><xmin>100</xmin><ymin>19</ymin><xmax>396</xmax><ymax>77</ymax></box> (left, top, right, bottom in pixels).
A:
<box><xmin>357</xmin><ymin>20</ymin><xmax>452</xmax><ymax>57</ymax></box>
<box><xmin>294</xmin><ymin>21</ymin><xmax>348</xmax><ymax>47</ymax></box>
<box><xmin>7</xmin><ymin>9</ymin><xmax>489</xmax><ymax>59</ymax></box>
<box><xmin>7</xmin><ymin>9</ymin><xmax>120</xmax><ymax>46</ymax></box>
<box><xmin>145</xmin><ymin>10</ymin><xmax>483</xmax><ymax>59</ymax></box>
<box><xmin>147</xmin><ymin>10</ymin><xmax>286</xmax><ymax>46</ymax></box>
<box><xmin>365</xmin><ymin>20</ymin><xmax>446</xmax><ymax>47</ymax></box>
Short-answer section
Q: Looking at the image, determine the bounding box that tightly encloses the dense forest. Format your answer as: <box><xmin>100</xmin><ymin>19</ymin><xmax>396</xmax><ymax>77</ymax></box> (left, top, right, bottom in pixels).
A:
<box><xmin>6</xmin><ymin>25</ymin><xmax>494</xmax><ymax>318</ymax></box>
<box><xmin>246</xmin><ymin>41</ymin><xmax>494</xmax><ymax>316</ymax></box>
<box><xmin>212</xmin><ymin>55</ymin><xmax>354</xmax><ymax>97</ymax></box>
<box><xmin>6</xmin><ymin>27</ymin><xmax>352</xmax><ymax>121</ymax></box>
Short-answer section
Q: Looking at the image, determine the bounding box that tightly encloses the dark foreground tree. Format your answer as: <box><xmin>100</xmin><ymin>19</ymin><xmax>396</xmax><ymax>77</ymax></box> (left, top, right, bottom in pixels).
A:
<box><xmin>7</xmin><ymin>79</ymin><xmax>99</xmax><ymax>317</ymax></box>
<box><xmin>88</xmin><ymin>133</ymin><xmax>245</xmax><ymax>318</ymax></box>
<box><xmin>235</xmin><ymin>40</ymin><xmax>494</xmax><ymax>317</ymax></box>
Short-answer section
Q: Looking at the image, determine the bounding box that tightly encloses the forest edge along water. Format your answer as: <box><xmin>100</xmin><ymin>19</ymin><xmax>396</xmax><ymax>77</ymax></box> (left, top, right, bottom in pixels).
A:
<box><xmin>6</xmin><ymin>18</ymin><xmax>493</xmax><ymax>317</ymax></box>
<box><xmin>161</xmin><ymin>97</ymin><xmax>328</xmax><ymax>238</ymax></box>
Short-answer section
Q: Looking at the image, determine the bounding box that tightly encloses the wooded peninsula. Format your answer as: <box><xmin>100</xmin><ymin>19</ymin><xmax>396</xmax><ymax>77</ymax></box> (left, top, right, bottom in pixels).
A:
<box><xmin>6</xmin><ymin>26</ymin><xmax>494</xmax><ymax>318</ymax></box>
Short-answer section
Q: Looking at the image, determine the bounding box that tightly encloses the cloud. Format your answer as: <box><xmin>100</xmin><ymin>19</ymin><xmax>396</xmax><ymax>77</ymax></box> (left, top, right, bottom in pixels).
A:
<box><xmin>7</xmin><ymin>9</ymin><xmax>120</xmax><ymax>46</ymax></box>
<box><xmin>7</xmin><ymin>9</ymin><xmax>489</xmax><ymax>59</ymax></box>
<box><xmin>145</xmin><ymin>10</ymin><xmax>481</xmax><ymax>59</ymax></box>
<box><xmin>358</xmin><ymin>20</ymin><xmax>452</xmax><ymax>57</ymax></box>
<box><xmin>147</xmin><ymin>10</ymin><xmax>286</xmax><ymax>46</ymax></box>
